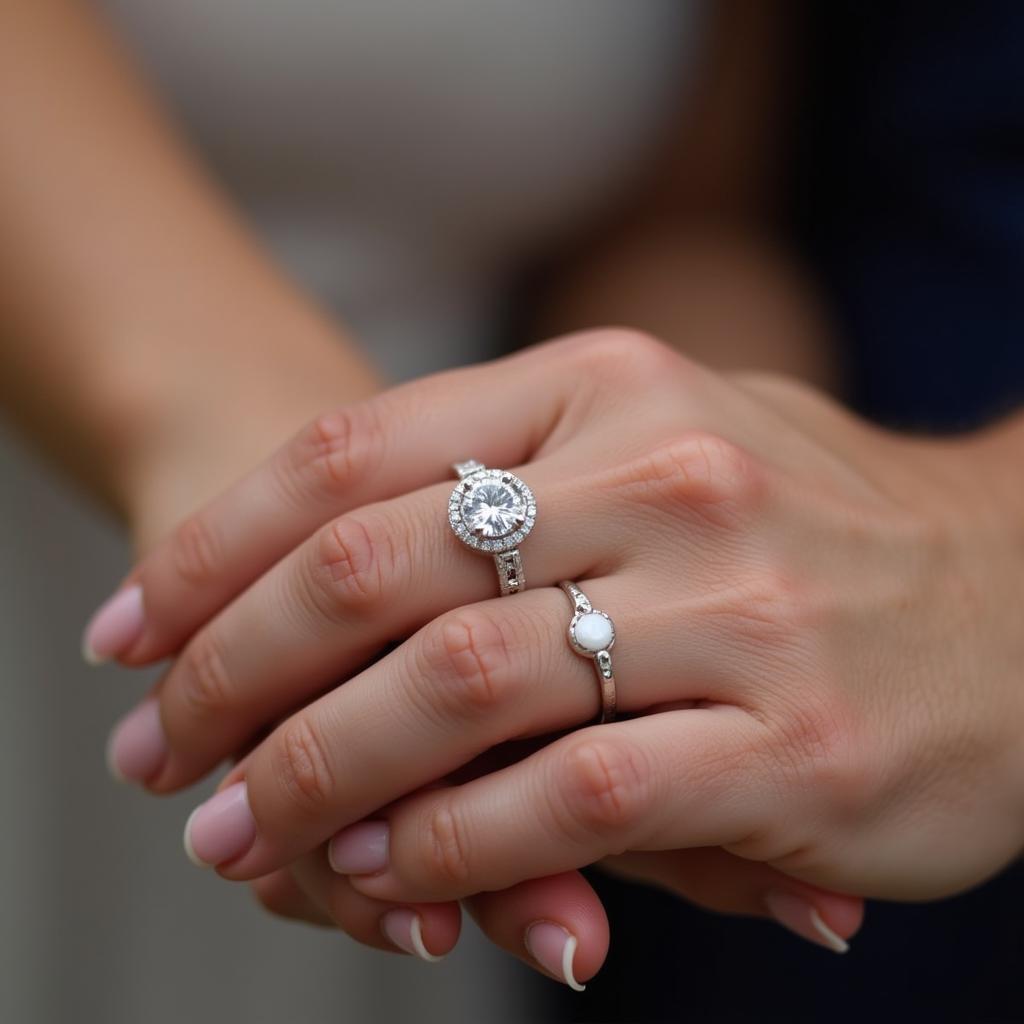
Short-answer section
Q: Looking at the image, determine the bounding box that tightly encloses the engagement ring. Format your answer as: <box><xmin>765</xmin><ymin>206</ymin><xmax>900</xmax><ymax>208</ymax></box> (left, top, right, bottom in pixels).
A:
<box><xmin>449</xmin><ymin>460</ymin><xmax>537</xmax><ymax>596</ymax></box>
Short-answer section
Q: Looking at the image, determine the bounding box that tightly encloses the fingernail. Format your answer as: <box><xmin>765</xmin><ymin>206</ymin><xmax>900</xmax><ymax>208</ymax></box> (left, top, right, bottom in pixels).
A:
<box><xmin>106</xmin><ymin>700</ymin><xmax>167</xmax><ymax>784</ymax></box>
<box><xmin>82</xmin><ymin>584</ymin><xmax>144</xmax><ymax>665</ymax></box>
<box><xmin>183</xmin><ymin>781</ymin><xmax>257</xmax><ymax>867</ymax></box>
<box><xmin>524</xmin><ymin>921</ymin><xmax>586</xmax><ymax>991</ymax></box>
<box><xmin>328</xmin><ymin>821</ymin><xmax>389</xmax><ymax>875</ymax></box>
<box><xmin>763</xmin><ymin>889</ymin><xmax>850</xmax><ymax>954</ymax></box>
<box><xmin>380</xmin><ymin>909</ymin><xmax>446</xmax><ymax>963</ymax></box>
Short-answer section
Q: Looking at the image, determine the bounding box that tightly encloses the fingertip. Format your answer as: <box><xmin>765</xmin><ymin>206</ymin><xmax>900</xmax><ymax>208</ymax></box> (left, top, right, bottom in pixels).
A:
<box><xmin>465</xmin><ymin>872</ymin><xmax>609</xmax><ymax>987</ymax></box>
<box><xmin>381</xmin><ymin>909</ymin><xmax>449</xmax><ymax>963</ymax></box>
<box><xmin>182</xmin><ymin>804</ymin><xmax>207</xmax><ymax>868</ymax></box>
<box><xmin>525</xmin><ymin>921</ymin><xmax>586</xmax><ymax>991</ymax></box>
<box><xmin>763</xmin><ymin>888</ymin><xmax>862</xmax><ymax>954</ymax></box>
<box><xmin>82</xmin><ymin>584</ymin><xmax>145</xmax><ymax>666</ymax></box>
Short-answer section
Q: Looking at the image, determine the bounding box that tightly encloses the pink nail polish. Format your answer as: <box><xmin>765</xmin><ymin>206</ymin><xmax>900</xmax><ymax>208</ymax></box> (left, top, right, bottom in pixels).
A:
<box><xmin>380</xmin><ymin>909</ymin><xmax>445</xmax><ymax>962</ymax></box>
<box><xmin>328</xmin><ymin>821</ymin><xmax>389</xmax><ymax>875</ymax></box>
<box><xmin>525</xmin><ymin>921</ymin><xmax>586</xmax><ymax>991</ymax></box>
<box><xmin>106</xmin><ymin>700</ymin><xmax>167</xmax><ymax>784</ymax></box>
<box><xmin>82</xmin><ymin>585</ymin><xmax>145</xmax><ymax>664</ymax></box>
<box><xmin>763</xmin><ymin>889</ymin><xmax>850</xmax><ymax>954</ymax></box>
<box><xmin>183</xmin><ymin>782</ymin><xmax>257</xmax><ymax>867</ymax></box>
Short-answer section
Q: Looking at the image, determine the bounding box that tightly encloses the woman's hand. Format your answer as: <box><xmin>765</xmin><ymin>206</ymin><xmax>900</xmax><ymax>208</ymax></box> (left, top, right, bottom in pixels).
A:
<box><xmin>93</xmin><ymin>330</ymin><xmax>1023</xmax><ymax>965</ymax></box>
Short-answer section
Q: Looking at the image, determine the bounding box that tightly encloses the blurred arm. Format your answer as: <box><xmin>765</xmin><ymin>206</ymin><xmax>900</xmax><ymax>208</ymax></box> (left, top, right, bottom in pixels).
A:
<box><xmin>539</xmin><ymin>0</ymin><xmax>838</xmax><ymax>389</ymax></box>
<box><xmin>0</xmin><ymin>0</ymin><xmax>378</xmax><ymax>523</ymax></box>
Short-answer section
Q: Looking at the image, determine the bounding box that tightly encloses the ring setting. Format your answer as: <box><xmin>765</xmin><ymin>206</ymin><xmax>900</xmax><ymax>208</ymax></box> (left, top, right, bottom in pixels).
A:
<box><xmin>560</xmin><ymin>581</ymin><xmax>617</xmax><ymax>723</ymax></box>
<box><xmin>449</xmin><ymin>460</ymin><xmax>537</xmax><ymax>595</ymax></box>
<box><xmin>568</xmin><ymin>608</ymin><xmax>616</xmax><ymax>658</ymax></box>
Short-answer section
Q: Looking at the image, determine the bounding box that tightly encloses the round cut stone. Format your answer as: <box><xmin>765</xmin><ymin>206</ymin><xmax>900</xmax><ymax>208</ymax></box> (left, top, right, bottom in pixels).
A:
<box><xmin>574</xmin><ymin>612</ymin><xmax>614</xmax><ymax>653</ymax></box>
<box><xmin>463</xmin><ymin>482</ymin><xmax>526</xmax><ymax>539</ymax></box>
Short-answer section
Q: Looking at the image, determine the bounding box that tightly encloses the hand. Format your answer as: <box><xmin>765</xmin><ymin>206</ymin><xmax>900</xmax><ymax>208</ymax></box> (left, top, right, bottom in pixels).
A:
<box><xmin>89</xmin><ymin>340</ymin><xmax>622</xmax><ymax>984</ymax></box>
<box><xmin>98</xmin><ymin>329</ymin><xmax>1024</xmax><ymax>964</ymax></box>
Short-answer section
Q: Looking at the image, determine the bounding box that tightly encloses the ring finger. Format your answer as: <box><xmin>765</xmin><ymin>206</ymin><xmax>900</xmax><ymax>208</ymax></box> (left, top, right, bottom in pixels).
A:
<box><xmin>181</xmin><ymin>573</ymin><xmax>746</xmax><ymax>880</ymax></box>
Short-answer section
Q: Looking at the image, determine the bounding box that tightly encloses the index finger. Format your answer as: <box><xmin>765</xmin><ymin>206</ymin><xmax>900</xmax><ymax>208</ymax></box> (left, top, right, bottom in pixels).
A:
<box><xmin>83</xmin><ymin>342</ymin><xmax>583</xmax><ymax>666</ymax></box>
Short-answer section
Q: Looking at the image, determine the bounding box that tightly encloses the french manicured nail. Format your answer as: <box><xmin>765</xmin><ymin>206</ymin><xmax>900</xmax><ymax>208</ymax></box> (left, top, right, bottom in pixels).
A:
<box><xmin>763</xmin><ymin>889</ymin><xmax>850</xmax><ymax>954</ymax></box>
<box><xmin>525</xmin><ymin>922</ymin><xmax>586</xmax><ymax>991</ymax></box>
<box><xmin>183</xmin><ymin>781</ymin><xmax>256</xmax><ymax>867</ymax></box>
<box><xmin>381</xmin><ymin>909</ymin><xmax>445</xmax><ymax>962</ymax></box>
<box><xmin>82</xmin><ymin>584</ymin><xmax>144</xmax><ymax>665</ymax></box>
<box><xmin>328</xmin><ymin>821</ymin><xmax>389</xmax><ymax>875</ymax></box>
<box><xmin>106</xmin><ymin>700</ymin><xmax>167</xmax><ymax>784</ymax></box>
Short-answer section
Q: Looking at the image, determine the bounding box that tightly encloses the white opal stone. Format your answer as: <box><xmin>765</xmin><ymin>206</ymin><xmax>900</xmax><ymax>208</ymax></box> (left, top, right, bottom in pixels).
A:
<box><xmin>574</xmin><ymin>612</ymin><xmax>613</xmax><ymax>653</ymax></box>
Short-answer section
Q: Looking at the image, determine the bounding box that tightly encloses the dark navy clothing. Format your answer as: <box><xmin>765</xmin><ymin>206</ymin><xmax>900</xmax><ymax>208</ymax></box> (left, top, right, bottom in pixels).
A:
<box><xmin>796</xmin><ymin>2</ymin><xmax>1024</xmax><ymax>433</ymax></box>
<box><xmin>540</xmin><ymin>5</ymin><xmax>1024</xmax><ymax>1021</ymax></box>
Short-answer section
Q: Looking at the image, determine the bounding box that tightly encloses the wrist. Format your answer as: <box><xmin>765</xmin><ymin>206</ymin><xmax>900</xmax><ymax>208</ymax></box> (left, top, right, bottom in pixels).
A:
<box><xmin>926</xmin><ymin>412</ymin><xmax>1024</xmax><ymax>840</ymax></box>
<box><xmin>966</xmin><ymin>409</ymin><xmax>1024</xmax><ymax>532</ymax></box>
<box><xmin>118</xmin><ymin>318</ymin><xmax>382</xmax><ymax>550</ymax></box>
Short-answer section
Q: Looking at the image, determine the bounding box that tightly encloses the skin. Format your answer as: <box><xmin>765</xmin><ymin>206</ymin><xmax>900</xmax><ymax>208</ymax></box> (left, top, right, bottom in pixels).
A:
<box><xmin>110</xmin><ymin>331</ymin><xmax>1024</xmax><ymax>980</ymax></box>
<box><xmin>14</xmin><ymin>0</ymin><xmax>1007</xmax><ymax>988</ymax></box>
<box><xmin>0</xmin><ymin>0</ymin><xmax>380</xmax><ymax>537</ymax></box>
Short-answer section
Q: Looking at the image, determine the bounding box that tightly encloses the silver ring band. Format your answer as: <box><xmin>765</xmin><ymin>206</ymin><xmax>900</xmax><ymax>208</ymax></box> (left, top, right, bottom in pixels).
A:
<box><xmin>449</xmin><ymin>460</ymin><xmax>537</xmax><ymax>597</ymax></box>
<box><xmin>560</xmin><ymin>580</ymin><xmax>617</xmax><ymax>723</ymax></box>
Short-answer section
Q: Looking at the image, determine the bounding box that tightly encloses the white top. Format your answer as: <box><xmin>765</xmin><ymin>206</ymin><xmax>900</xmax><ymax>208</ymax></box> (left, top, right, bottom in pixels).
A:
<box><xmin>93</xmin><ymin>0</ymin><xmax>700</xmax><ymax>378</ymax></box>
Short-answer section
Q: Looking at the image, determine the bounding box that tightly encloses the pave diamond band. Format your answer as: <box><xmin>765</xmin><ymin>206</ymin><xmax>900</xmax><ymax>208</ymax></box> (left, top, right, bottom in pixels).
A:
<box><xmin>449</xmin><ymin>461</ymin><xmax>536</xmax><ymax>596</ymax></box>
<box><xmin>560</xmin><ymin>580</ymin><xmax>617</xmax><ymax>723</ymax></box>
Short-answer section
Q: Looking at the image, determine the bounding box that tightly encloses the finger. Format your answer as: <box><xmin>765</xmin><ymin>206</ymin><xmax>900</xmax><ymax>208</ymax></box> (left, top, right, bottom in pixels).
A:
<box><xmin>179</xmin><ymin>572</ymin><xmax>743</xmax><ymax>879</ymax></box>
<box><xmin>144</xmin><ymin>456</ymin><xmax>635</xmax><ymax>791</ymax></box>
<box><xmin>600</xmin><ymin>848</ymin><xmax>864</xmax><ymax>954</ymax></box>
<box><xmin>144</xmin><ymin>421</ymin><xmax>772</xmax><ymax>792</ymax></box>
<box><xmin>463</xmin><ymin>872</ymin><xmax>610</xmax><ymax>991</ymax></box>
<box><xmin>249</xmin><ymin>869</ymin><xmax>334</xmax><ymax>928</ymax></box>
<box><xmin>287</xmin><ymin>849</ymin><xmax>461</xmax><ymax>961</ymax></box>
<box><xmin>337</xmin><ymin>707</ymin><xmax>774</xmax><ymax>902</ymax></box>
<box><xmin>287</xmin><ymin>852</ymin><xmax>609</xmax><ymax>988</ymax></box>
<box><xmin>96</xmin><ymin>341</ymin><xmax>593</xmax><ymax>667</ymax></box>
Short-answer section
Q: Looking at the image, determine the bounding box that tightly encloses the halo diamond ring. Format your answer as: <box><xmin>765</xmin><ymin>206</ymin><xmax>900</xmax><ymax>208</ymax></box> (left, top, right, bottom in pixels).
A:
<box><xmin>449</xmin><ymin>460</ymin><xmax>537</xmax><ymax>596</ymax></box>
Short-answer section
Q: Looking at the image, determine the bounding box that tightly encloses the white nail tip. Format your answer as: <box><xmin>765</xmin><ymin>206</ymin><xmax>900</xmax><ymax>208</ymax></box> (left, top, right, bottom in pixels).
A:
<box><xmin>810</xmin><ymin>908</ymin><xmax>850</xmax><ymax>954</ymax></box>
<box><xmin>82</xmin><ymin>638</ymin><xmax>107</xmax><ymax>667</ymax></box>
<box><xmin>182</xmin><ymin>806</ymin><xmax>208</xmax><ymax>869</ymax></box>
<box><xmin>105</xmin><ymin>730</ymin><xmax>127</xmax><ymax>784</ymax></box>
<box><xmin>408</xmin><ymin>914</ymin><xmax>446</xmax><ymax>963</ymax></box>
<box><xmin>562</xmin><ymin>934</ymin><xmax>586</xmax><ymax>992</ymax></box>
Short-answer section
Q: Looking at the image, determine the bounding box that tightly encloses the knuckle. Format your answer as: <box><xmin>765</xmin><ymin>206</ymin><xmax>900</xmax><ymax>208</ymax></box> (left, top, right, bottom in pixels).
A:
<box><xmin>418</xmin><ymin>610</ymin><xmax>519</xmax><ymax>720</ymax></box>
<box><xmin>273</xmin><ymin>715</ymin><xmax>336</xmax><ymax>817</ymax></box>
<box><xmin>560</xmin><ymin>735</ymin><xmax>653</xmax><ymax>844</ymax></box>
<box><xmin>308</xmin><ymin>514</ymin><xmax>394</xmax><ymax>617</ymax></box>
<box><xmin>177</xmin><ymin>632</ymin><xmax>235</xmax><ymax>722</ymax></box>
<box><xmin>765</xmin><ymin>691</ymin><xmax>881</xmax><ymax>825</ymax></box>
<box><xmin>758</xmin><ymin>569</ymin><xmax>816</xmax><ymax>632</ymax></box>
<box><xmin>421</xmin><ymin>800</ymin><xmax>474</xmax><ymax>888</ymax></box>
<box><xmin>629</xmin><ymin>433</ymin><xmax>760</xmax><ymax>515</ymax></box>
<box><xmin>170</xmin><ymin>512</ymin><xmax>224</xmax><ymax>587</ymax></box>
<box><xmin>564</xmin><ymin>327</ymin><xmax>673</xmax><ymax>379</ymax></box>
<box><xmin>704</xmin><ymin>569</ymin><xmax>814</xmax><ymax>653</ymax></box>
<box><xmin>279</xmin><ymin>402</ymin><xmax>384</xmax><ymax>505</ymax></box>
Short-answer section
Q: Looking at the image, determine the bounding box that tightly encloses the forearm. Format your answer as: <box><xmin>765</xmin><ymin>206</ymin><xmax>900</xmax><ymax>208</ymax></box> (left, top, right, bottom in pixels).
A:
<box><xmin>536</xmin><ymin>220</ymin><xmax>839</xmax><ymax>389</ymax></box>
<box><xmin>535</xmin><ymin>0</ymin><xmax>835</xmax><ymax>387</ymax></box>
<box><xmin>0</xmin><ymin>0</ymin><xmax>378</xmax><ymax>519</ymax></box>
